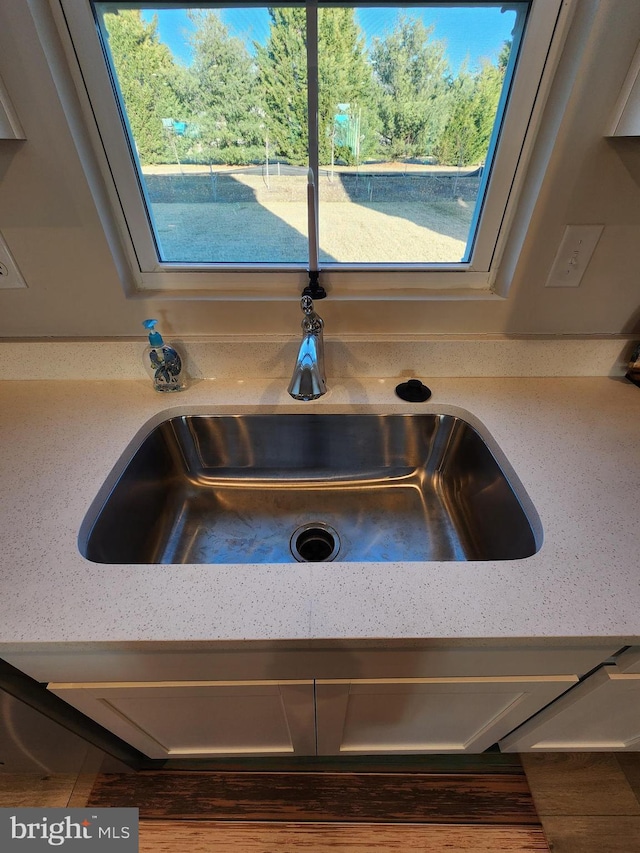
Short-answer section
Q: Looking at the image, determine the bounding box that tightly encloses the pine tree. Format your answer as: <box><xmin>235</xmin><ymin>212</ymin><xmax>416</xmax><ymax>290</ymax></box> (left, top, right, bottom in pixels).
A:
<box><xmin>188</xmin><ymin>10</ymin><xmax>264</xmax><ymax>164</ymax></box>
<box><xmin>435</xmin><ymin>44</ymin><xmax>510</xmax><ymax>167</ymax></box>
<box><xmin>102</xmin><ymin>10</ymin><xmax>185</xmax><ymax>165</ymax></box>
<box><xmin>433</xmin><ymin>66</ymin><xmax>477</xmax><ymax>166</ymax></box>
<box><xmin>318</xmin><ymin>8</ymin><xmax>378</xmax><ymax>165</ymax></box>
<box><xmin>256</xmin><ymin>7</ymin><xmax>308</xmax><ymax>165</ymax></box>
<box><xmin>371</xmin><ymin>15</ymin><xmax>452</xmax><ymax>160</ymax></box>
<box><xmin>469</xmin><ymin>60</ymin><xmax>504</xmax><ymax>163</ymax></box>
<box><xmin>256</xmin><ymin>7</ymin><xmax>377</xmax><ymax>166</ymax></box>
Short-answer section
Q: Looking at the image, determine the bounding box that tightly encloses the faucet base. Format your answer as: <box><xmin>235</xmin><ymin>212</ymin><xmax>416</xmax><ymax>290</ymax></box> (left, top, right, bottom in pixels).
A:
<box><xmin>290</xmin><ymin>392</ymin><xmax>325</xmax><ymax>402</ymax></box>
<box><xmin>288</xmin><ymin>296</ymin><xmax>327</xmax><ymax>401</ymax></box>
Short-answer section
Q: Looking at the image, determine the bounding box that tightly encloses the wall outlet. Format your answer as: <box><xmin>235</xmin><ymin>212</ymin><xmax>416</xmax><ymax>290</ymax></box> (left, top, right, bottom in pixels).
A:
<box><xmin>545</xmin><ymin>224</ymin><xmax>604</xmax><ymax>288</ymax></box>
<box><xmin>0</xmin><ymin>231</ymin><xmax>27</xmax><ymax>289</ymax></box>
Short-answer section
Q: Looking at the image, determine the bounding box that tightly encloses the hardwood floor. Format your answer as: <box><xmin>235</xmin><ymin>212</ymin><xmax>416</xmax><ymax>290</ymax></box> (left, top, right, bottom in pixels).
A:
<box><xmin>87</xmin><ymin>770</ymin><xmax>540</xmax><ymax>824</ymax></box>
<box><xmin>4</xmin><ymin>754</ymin><xmax>640</xmax><ymax>851</ymax></box>
<box><xmin>521</xmin><ymin>753</ymin><xmax>640</xmax><ymax>853</ymax></box>
<box><xmin>86</xmin><ymin>762</ymin><xmax>548</xmax><ymax>853</ymax></box>
<box><xmin>136</xmin><ymin>821</ymin><xmax>550</xmax><ymax>853</ymax></box>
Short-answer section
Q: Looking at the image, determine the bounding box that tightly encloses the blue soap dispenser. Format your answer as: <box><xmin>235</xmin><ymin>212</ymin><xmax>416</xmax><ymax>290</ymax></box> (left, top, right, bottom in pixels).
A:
<box><xmin>142</xmin><ymin>319</ymin><xmax>186</xmax><ymax>392</ymax></box>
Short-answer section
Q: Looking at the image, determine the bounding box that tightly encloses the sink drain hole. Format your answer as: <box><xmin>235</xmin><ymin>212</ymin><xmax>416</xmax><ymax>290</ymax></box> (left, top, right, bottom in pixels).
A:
<box><xmin>291</xmin><ymin>523</ymin><xmax>340</xmax><ymax>562</ymax></box>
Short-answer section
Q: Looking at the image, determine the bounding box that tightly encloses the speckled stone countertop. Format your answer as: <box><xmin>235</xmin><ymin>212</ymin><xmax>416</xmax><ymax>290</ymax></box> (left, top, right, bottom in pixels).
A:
<box><xmin>0</xmin><ymin>376</ymin><xmax>638</xmax><ymax>646</ymax></box>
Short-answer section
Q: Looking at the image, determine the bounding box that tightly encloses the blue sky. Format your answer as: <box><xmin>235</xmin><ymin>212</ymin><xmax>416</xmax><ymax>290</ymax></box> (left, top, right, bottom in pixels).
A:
<box><xmin>138</xmin><ymin>4</ymin><xmax>524</xmax><ymax>74</ymax></box>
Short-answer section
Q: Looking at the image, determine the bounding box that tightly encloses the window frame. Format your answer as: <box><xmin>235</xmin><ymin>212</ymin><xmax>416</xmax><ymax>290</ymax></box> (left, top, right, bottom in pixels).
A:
<box><xmin>53</xmin><ymin>0</ymin><xmax>570</xmax><ymax>299</ymax></box>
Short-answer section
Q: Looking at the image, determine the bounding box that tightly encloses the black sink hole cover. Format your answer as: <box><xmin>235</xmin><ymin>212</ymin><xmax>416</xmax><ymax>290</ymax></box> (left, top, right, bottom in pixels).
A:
<box><xmin>395</xmin><ymin>379</ymin><xmax>432</xmax><ymax>402</ymax></box>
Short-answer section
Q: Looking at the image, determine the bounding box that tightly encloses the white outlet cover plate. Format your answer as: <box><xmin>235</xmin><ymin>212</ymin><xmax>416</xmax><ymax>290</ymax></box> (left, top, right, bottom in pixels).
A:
<box><xmin>545</xmin><ymin>224</ymin><xmax>604</xmax><ymax>288</ymax></box>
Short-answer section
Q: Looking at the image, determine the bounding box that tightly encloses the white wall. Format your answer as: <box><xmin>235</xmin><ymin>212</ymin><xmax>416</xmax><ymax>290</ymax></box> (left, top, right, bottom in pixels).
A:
<box><xmin>0</xmin><ymin>0</ymin><xmax>639</xmax><ymax>339</ymax></box>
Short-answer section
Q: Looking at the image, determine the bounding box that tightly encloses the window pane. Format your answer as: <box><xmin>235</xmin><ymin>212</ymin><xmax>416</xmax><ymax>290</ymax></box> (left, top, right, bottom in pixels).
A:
<box><xmin>95</xmin><ymin>4</ymin><xmax>310</xmax><ymax>264</ymax></box>
<box><xmin>94</xmin><ymin>2</ymin><xmax>527</xmax><ymax>268</ymax></box>
<box><xmin>317</xmin><ymin>4</ymin><xmax>527</xmax><ymax>265</ymax></box>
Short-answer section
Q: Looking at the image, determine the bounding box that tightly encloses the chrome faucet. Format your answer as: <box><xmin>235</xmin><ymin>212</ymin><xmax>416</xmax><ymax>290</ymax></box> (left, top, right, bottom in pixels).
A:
<box><xmin>288</xmin><ymin>295</ymin><xmax>327</xmax><ymax>401</ymax></box>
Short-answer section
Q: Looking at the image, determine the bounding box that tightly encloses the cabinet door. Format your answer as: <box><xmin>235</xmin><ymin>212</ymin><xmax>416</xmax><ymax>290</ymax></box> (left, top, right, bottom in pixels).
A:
<box><xmin>315</xmin><ymin>677</ymin><xmax>577</xmax><ymax>755</ymax></box>
<box><xmin>500</xmin><ymin>667</ymin><xmax>640</xmax><ymax>752</ymax></box>
<box><xmin>48</xmin><ymin>680</ymin><xmax>315</xmax><ymax>759</ymax></box>
<box><xmin>614</xmin><ymin>647</ymin><xmax>640</xmax><ymax>673</ymax></box>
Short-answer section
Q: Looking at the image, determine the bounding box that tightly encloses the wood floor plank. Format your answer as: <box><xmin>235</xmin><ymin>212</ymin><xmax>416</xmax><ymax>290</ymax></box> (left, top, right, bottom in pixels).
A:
<box><xmin>89</xmin><ymin>771</ymin><xmax>538</xmax><ymax>824</ymax></box>
<box><xmin>521</xmin><ymin>753</ymin><xmax>640</xmax><ymax>816</ymax></box>
<box><xmin>540</xmin><ymin>816</ymin><xmax>640</xmax><ymax>853</ymax></box>
<box><xmin>139</xmin><ymin>821</ymin><xmax>551</xmax><ymax>853</ymax></box>
<box><xmin>616</xmin><ymin>754</ymin><xmax>640</xmax><ymax>807</ymax></box>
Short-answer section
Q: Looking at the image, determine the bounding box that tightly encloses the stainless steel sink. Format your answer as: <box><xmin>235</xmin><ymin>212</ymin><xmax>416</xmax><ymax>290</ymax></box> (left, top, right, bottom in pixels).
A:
<box><xmin>79</xmin><ymin>413</ymin><xmax>541</xmax><ymax>564</ymax></box>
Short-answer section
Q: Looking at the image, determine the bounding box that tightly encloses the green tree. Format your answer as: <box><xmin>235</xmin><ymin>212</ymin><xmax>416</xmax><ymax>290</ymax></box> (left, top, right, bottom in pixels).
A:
<box><xmin>432</xmin><ymin>65</ymin><xmax>476</xmax><ymax>166</ymax></box>
<box><xmin>318</xmin><ymin>8</ymin><xmax>378</xmax><ymax>165</ymax></box>
<box><xmin>470</xmin><ymin>60</ymin><xmax>504</xmax><ymax>161</ymax></box>
<box><xmin>371</xmin><ymin>15</ymin><xmax>452</xmax><ymax>160</ymax></box>
<box><xmin>188</xmin><ymin>10</ymin><xmax>264</xmax><ymax>164</ymax></box>
<box><xmin>435</xmin><ymin>47</ymin><xmax>509</xmax><ymax>167</ymax></box>
<box><xmin>102</xmin><ymin>10</ymin><xmax>185</xmax><ymax>165</ymax></box>
<box><xmin>498</xmin><ymin>40</ymin><xmax>512</xmax><ymax>72</ymax></box>
<box><xmin>256</xmin><ymin>7</ymin><xmax>378</xmax><ymax>166</ymax></box>
<box><xmin>256</xmin><ymin>7</ymin><xmax>309</xmax><ymax>165</ymax></box>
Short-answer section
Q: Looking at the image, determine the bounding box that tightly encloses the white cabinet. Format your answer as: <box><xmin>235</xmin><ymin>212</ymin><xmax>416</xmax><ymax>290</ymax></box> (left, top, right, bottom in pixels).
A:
<box><xmin>48</xmin><ymin>680</ymin><xmax>315</xmax><ymax>759</ymax></box>
<box><xmin>24</xmin><ymin>643</ymin><xmax>617</xmax><ymax>759</ymax></box>
<box><xmin>51</xmin><ymin>674</ymin><xmax>578</xmax><ymax>759</ymax></box>
<box><xmin>315</xmin><ymin>676</ymin><xmax>577</xmax><ymax>755</ymax></box>
<box><xmin>500</xmin><ymin>650</ymin><xmax>640</xmax><ymax>752</ymax></box>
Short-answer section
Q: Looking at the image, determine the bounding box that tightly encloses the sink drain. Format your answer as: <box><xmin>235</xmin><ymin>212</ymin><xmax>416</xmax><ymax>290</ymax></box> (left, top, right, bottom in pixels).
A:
<box><xmin>291</xmin><ymin>523</ymin><xmax>340</xmax><ymax>562</ymax></box>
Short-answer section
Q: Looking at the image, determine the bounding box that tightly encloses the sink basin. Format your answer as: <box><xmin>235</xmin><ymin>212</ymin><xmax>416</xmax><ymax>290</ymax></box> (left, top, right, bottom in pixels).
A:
<box><xmin>79</xmin><ymin>413</ymin><xmax>541</xmax><ymax>564</ymax></box>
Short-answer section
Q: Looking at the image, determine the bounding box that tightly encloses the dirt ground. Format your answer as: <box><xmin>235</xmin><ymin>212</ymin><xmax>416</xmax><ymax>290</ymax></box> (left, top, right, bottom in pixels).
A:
<box><xmin>144</xmin><ymin>160</ymin><xmax>476</xmax><ymax>264</ymax></box>
<box><xmin>153</xmin><ymin>199</ymin><xmax>472</xmax><ymax>264</ymax></box>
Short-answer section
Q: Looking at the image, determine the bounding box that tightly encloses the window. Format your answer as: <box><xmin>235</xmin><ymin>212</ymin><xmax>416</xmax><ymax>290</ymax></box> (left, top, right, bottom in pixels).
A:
<box><xmin>56</xmin><ymin>0</ymin><xmax>567</xmax><ymax>296</ymax></box>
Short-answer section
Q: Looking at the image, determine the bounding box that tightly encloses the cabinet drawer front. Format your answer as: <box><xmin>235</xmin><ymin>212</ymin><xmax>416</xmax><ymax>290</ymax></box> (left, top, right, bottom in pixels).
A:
<box><xmin>315</xmin><ymin>677</ymin><xmax>577</xmax><ymax>755</ymax></box>
<box><xmin>500</xmin><ymin>668</ymin><xmax>640</xmax><ymax>752</ymax></box>
<box><xmin>48</xmin><ymin>680</ymin><xmax>315</xmax><ymax>759</ymax></box>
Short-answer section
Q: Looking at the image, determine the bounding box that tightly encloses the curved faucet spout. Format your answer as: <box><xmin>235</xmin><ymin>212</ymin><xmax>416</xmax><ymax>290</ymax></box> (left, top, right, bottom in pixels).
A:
<box><xmin>288</xmin><ymin>296</ymin><xmax>327</xmax><ymax>401</ymax></box>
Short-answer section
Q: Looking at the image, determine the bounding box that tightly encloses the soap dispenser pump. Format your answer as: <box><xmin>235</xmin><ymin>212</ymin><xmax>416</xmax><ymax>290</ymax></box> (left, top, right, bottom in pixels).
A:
<box><xmin>142</xmin><ymin>319</ymin><xmax>186</xmax><ymax>392</ymax></box>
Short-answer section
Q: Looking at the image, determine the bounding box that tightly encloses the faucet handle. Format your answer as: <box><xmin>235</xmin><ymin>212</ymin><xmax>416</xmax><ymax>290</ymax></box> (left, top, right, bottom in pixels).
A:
<box><xmin>300</xmin><ymin>294</ymin><xmax>323</xmax><ymax>334</ymax></box>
